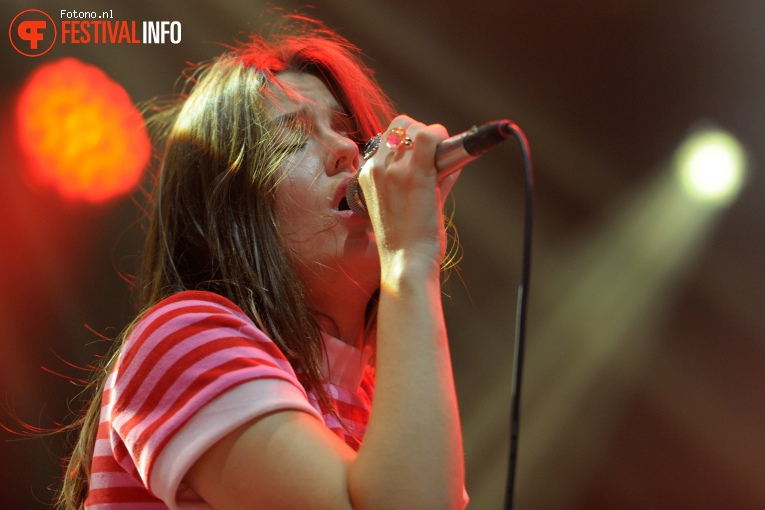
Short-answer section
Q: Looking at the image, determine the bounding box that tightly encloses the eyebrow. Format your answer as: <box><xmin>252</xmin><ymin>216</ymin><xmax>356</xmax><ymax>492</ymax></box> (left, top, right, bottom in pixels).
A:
<box><xmin>270</xmin><ymin>95</ymin><xmax>346</xmax><ymax>127</ymax></box>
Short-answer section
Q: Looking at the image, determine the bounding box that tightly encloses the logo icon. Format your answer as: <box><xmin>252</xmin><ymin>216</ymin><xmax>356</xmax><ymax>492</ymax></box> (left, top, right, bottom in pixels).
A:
<box><xmin>9</xmin><ymin>9</ymin><xmax>57</xmax><ymax>57</ymax></box>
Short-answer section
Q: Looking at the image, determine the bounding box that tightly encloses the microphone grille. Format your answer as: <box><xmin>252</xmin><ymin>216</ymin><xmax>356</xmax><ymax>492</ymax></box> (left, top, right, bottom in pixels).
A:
<box><xmin>346</xmin><ymin>175</ymin><xmax>370</xmax><ymax>219</ymax></box>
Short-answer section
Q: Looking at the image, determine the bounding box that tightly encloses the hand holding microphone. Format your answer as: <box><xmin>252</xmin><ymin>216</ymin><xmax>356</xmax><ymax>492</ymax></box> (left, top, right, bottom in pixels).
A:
<box><xmin>346</xmin><ymin>119</ymin><xmax>513</xmax><ymax>218</ymax></box>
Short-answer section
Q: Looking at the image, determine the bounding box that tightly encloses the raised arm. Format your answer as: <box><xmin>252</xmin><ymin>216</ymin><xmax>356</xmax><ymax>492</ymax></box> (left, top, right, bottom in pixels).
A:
<box><xmin>348</xmin><ymin>116</ymin><xmax>464</xmax><ymax>509</ymax></box>
<box><xmin>184</xmin><ymin>116</ymin><xmax>465</xmax><ymax>510</ymax></box>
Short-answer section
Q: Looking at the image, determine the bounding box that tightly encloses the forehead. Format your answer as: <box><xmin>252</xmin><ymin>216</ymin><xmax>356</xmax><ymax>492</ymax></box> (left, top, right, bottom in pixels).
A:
<box><xmin>266</xmin><ymin>71</ymin><xmax>342</xmax><ymax>119</ymax></box>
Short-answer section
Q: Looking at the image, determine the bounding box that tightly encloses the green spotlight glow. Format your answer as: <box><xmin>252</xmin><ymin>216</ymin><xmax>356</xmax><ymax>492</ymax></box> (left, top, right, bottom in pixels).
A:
<box><xmin>675</xmin><ymin>128</ymin><xmax>748</xmax><ymax>204</ymax></box>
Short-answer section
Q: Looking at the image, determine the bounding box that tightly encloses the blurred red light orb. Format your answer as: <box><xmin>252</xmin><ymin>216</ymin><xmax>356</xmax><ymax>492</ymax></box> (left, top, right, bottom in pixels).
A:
<box><xmin>16</xmin><ymin>57</ymin><xmax>150</xmax><ymax>202</ymax></box>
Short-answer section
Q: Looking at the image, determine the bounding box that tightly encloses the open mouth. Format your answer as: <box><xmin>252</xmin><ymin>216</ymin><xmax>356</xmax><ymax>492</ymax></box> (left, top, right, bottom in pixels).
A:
<box><xmin>337</xmin><ymin>196</ymin><xmax>351</xmax><ymax>211</ymax></box>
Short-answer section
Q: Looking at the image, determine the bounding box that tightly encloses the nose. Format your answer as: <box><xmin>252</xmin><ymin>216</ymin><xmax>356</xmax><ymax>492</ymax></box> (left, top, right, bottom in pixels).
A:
<box><xmin>326</xmin><ymin>131</ymin><xmax>360</xmax><ymax>176</ymax></box>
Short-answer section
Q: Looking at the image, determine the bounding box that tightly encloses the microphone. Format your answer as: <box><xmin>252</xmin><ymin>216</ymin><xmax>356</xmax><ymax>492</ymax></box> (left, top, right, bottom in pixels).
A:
<box><xmin>345</xmin><ymin>119</ymin><xmax>514</xmax><ymax>218</ymax></box>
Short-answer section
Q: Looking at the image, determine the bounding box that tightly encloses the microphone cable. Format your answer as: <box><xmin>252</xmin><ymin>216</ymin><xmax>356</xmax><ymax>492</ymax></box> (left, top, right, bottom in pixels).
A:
<box><xmin>502</xmin><ymin>121</ymin><xmax>534</xmax><ymax>510</ymax></box>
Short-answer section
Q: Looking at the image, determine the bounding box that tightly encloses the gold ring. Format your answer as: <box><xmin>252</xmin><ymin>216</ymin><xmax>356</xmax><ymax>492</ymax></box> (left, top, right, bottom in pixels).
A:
<box><xmin>384</xmin><ymin>127</ymin><xmax>414</xmax><ymax>150</ymax></box>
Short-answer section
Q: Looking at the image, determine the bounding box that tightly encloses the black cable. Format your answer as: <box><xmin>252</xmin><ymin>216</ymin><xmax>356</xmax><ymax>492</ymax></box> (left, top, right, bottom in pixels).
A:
<box><xmin>503</xmin><ymin>122</ymin><xmax>534</xmax><ymax>510</ymax></box>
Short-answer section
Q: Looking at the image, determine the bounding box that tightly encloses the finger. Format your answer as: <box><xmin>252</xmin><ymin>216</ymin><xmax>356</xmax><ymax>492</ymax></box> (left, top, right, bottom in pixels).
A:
<box><xmin>437</xmin><ymin>168</ymin><xmax>461</xmax><ymax>203</ymax></box>
<box><xmin>383</xmin><ymin>118</ymin><xmax>423</xmax><ymax>167</ymax></box>
<box><xmin>407</xmin><ymin>123</ymin><xmax>447</xmax><ymax>172</ymax></box>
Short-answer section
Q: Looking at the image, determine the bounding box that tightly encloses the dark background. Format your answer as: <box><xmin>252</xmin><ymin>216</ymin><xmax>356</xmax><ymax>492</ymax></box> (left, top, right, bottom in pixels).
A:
<box><xmin>2</xmin><ymin>1</ymin><xmax>764</xmax><ymax>508</ymax></box>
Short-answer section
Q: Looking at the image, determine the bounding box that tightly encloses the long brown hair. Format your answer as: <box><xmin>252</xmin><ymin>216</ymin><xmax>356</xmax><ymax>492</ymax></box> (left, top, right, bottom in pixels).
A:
<box><xmin>57</xmin><ymin>15</ymin><xmax>394</xmax><ymax>509</ymax></box>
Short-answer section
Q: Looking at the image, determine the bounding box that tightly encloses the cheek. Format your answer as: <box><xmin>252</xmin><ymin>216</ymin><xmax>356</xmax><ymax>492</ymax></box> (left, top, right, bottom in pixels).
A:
<box><xmin>274</xmin><ymin>159</ymin><xmax>325</xmax><ymax>216</ymax></box>
<box><xmin>275</xmin><ymin>174</ymin><xmax>308</xmax><ymax>212</ymax></box>
<box><xmin>275</xmin><ymin>183</ymin><xmax>336</xmax><ymax>256</ymax></box>
<box><xmin>275</xmin><ymin>170</ymin><xmax>316</xmax><ymax>221</ymax></box>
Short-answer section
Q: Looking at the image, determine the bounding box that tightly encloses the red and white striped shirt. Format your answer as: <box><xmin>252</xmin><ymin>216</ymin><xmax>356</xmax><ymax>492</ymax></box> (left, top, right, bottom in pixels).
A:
<box><xmin>85</xmin><ymin>290</ymin><xmax>374</xmax><ymax>509</ymax></box>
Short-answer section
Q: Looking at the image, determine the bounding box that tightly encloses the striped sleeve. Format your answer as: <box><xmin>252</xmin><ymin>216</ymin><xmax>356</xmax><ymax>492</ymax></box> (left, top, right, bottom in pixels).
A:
<box><xmin>108</xmin><ymin>290</ymin><xmax>320</xmax><ymax>504</ymax></box>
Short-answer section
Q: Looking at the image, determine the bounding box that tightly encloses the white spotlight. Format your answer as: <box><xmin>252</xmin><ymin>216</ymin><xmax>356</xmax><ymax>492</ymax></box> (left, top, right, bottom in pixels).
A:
<box><xmin>675</xmin><ymin>127</ymin><xmax>748</xmax><ymax>204</ymax></box>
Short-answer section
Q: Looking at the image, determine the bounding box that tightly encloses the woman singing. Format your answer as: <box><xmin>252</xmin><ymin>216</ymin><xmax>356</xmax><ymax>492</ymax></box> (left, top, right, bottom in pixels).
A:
<box><xmin>59</xmin><ymin>14</ymin><xmax>466</xmax><ymax>509</ymax></box>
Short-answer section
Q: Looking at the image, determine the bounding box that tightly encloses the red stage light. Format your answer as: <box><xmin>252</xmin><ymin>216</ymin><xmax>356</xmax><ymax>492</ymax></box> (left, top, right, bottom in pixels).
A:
<box><xmin>15</xmin><ymin>57</ymin><xmax>150</xmax><ymax>202</ymax></box>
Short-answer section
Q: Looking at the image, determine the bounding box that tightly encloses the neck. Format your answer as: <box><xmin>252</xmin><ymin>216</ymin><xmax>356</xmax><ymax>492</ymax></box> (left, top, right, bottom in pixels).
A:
<box><xmin>310</xmin><ymin>284</ymin><xmax>375</xmax><ymax>346</ymax></box>
<box><xmin>302</xmin><ymin>259</ymin><xmax>379</xmax><ymax>346</ymax></box>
